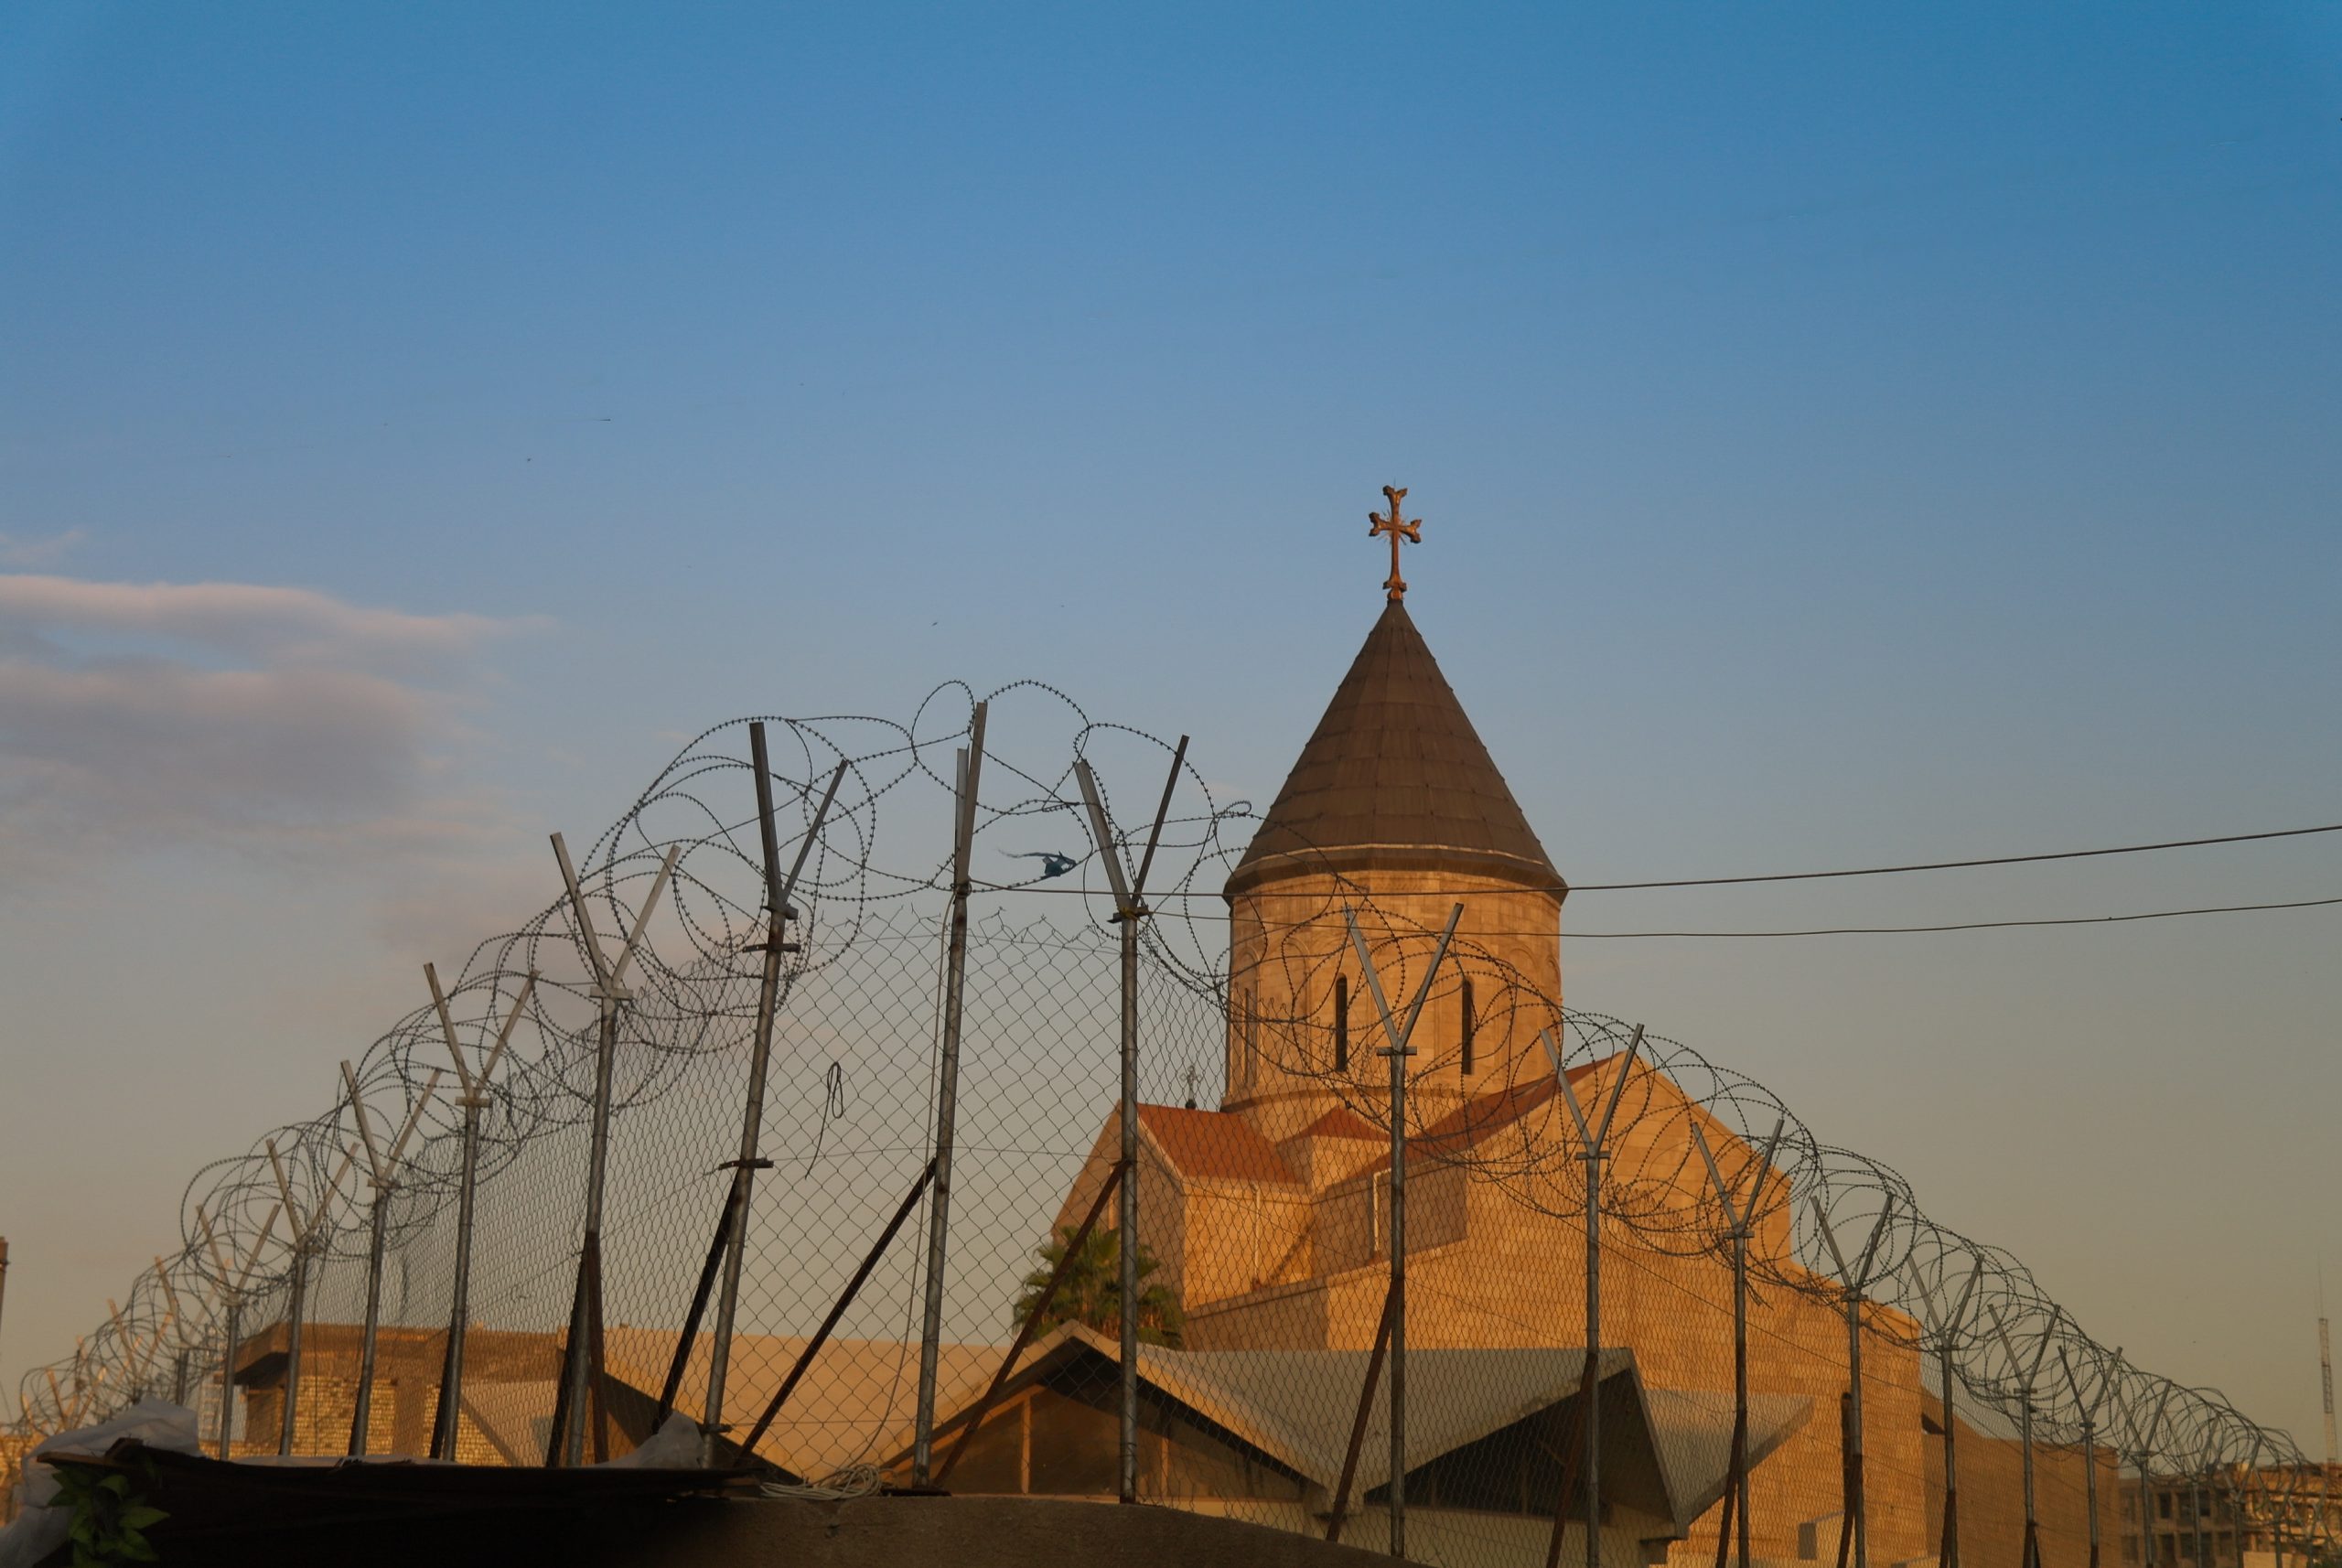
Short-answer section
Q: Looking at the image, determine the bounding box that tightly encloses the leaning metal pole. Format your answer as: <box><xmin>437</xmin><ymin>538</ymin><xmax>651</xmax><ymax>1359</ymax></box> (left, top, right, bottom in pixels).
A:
<box><xmin>1074</xmin><ymin>736</ymin><xmax>1187</xmax><ymax>1507</ymax></box>
<box><xmin>703</xmin><ymin>736</ymin><xmax>846</xmax><ymax>1465</ymax></box>
<box><xmin>912</xmin><ymin>701</ymin><xmax>986</xmax><ymax>1487</ymax></box>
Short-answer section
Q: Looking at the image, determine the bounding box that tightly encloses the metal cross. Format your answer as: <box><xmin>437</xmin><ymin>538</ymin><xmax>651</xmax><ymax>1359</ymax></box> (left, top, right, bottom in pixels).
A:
<box><xmin>1368</xmin><ymin>485</ymin><xmax>1422</xmax><ymax>602</ymax></box>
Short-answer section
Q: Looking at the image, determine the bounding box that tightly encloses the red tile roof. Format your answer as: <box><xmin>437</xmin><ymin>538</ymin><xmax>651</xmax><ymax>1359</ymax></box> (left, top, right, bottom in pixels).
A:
<box><xmin>1137</xmin><ymin>1104</ymin><xmax>1298</xmax><ymax>1184</ymax></box>
<box><xmin>1284</xmin><ymin>1107</ymin><xmax>1383</xmax><ymax>1144</ymax></box>
<box><xmin>1354</xmin><ymin>1055</ymin><xmax>1617</xmax><ymax>1176</ymax></box>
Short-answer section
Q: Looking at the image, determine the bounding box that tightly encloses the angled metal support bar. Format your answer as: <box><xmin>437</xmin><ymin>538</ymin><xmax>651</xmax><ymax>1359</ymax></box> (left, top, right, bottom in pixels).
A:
<box><xmin>736</xmin><ymin>1156</ymin><xmax>940</xmax><ymax>1462</ymax></box>
<box><xmin>938</xmin><ymin>1158</ymin><xmax>1129</xmax><ymax>1486</ymax></box>
<box><xmin>1327</xmin><ymin>1284</ymin><xmax>1397</xmax><ymax>1544</ymax></box>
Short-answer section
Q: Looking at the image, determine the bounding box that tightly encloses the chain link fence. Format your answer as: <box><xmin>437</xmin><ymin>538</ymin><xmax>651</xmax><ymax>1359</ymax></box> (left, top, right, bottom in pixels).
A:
<box><xmin>7</xmin><ymin>685</ymin><xmax>2332</xmax><ymax>1568</ymax></box>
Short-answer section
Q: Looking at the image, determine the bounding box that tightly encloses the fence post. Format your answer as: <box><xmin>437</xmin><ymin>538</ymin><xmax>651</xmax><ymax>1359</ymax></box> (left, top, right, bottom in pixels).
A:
<box><xmin>426</xmin><ymin>964</ymin><xmax>534</xmax><ymax>1462</ymax></box>
<box><xmin>550</xmin><ymin>835</ymin><xmax>678</xmax><ymax>1466</ymax></box>
<box><xmin>913</xmin><ymin>702</ymin><xmax>987</xmax><ymax>1487</ymax></box>
<box><xmin>1544</xmin><ymin>1023</ymin><xmax>1646</xmax><ymax>1568</ymax></box>
<box><xmin>702</xmin><ymin>739</ymin><xmax>847</xmax><ymax>1466</ymax></box>
<box><xmin>1811</xmin><ymin>1197</ymin><xmax>1896</xmax><ymax>1568</ymax></box>
<box><xmin>1346</xmin><ymin>902</ymin><xmax>1460</xmax><ymax>1561</ymax></box>
<box><xmin>1692</xmin><ymin>1117</ymin><xmax>1787</xmax><ymax>1568</ymax></box>
<box><xmin>1074</xmin><ymin>735</ymin><xmax>1187</xmax><ymax>1505</ymax></box>
<box><xmin>342</xmin><ymin>1059</ymin><xmax>440</xmax><ymax>1456</ymax></box>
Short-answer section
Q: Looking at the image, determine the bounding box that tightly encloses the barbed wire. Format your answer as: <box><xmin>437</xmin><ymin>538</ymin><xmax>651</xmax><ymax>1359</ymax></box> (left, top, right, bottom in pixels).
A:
<box><xmin>6</xmin><ymin>682</ymin><xmax>2320</xmax><ymax>1563</ymax></box>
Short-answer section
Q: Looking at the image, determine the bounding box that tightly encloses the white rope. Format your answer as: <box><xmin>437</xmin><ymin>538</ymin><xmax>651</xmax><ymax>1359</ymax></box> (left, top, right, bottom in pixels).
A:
<box><xmin>757</xmin><ymin>1462</ymin><xmax>884</xmax><ymax>1501</ymax></box>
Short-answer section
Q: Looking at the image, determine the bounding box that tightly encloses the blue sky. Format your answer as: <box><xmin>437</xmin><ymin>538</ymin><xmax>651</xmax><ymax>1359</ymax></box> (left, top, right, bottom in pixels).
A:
<box><xmin>2</xmin><ymin>3</ymin><xmax>2338</xmax><ymax>1437</ymax></box>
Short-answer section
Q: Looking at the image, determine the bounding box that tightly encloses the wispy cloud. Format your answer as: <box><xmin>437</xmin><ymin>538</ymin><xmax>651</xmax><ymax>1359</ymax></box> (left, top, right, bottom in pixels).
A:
<box><xmin>0</xmin><ymin>572</ymin><xmax>543</xmax><ymax>881</ymax></box>
<box><xmin>0</xmin><ymin>529</ymin><xmax>87</xmax><ymax>569</ymax></box>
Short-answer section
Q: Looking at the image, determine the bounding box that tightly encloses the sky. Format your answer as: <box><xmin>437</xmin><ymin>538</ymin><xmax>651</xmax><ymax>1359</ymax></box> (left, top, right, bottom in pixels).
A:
<box><xmin>2</xmin><ymin>3</ymin><xmax>2338</xmax><ymax>1441</ymax></box>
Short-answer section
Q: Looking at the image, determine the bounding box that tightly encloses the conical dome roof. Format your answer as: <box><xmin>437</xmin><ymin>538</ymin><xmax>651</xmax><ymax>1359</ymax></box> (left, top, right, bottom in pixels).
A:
<box><xmin>1226</xmin><ymin>601</ymin><xmax>1563</xmax><ymax>899</ymax></box>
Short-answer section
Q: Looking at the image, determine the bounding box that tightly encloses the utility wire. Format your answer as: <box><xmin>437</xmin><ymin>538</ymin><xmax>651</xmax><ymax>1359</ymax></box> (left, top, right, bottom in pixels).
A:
<box><xmin>1565</xmin><ymin>895</ymin><xmax>2342</xmax><ymax>940</ymax></box>
<box><xmin>972</xmin><ymin>820</ymin><xmax>2342</xmax><ymax>900</ymax></box>
<box><xmin>972</xmin><ymin>890</ymin><xmax>2342</xmax><ymax>938</ymax></box>
<box><xmin>1571</xmin><ymin>822</ymin><xmax>2342</xmax><ymax>892</ymax></box>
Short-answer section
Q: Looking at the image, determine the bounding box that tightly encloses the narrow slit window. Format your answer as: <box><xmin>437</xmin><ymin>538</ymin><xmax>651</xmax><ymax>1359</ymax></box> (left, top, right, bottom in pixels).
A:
<box><xmin>1334</xmin><ymin>973</ymin><xmax>1349</xmax><ymax>1072</ymax></box>
<box><xmin>1459</xmin><ymin>976</ymin><xmax>1477</xmax><ymax>1076</ymax></box>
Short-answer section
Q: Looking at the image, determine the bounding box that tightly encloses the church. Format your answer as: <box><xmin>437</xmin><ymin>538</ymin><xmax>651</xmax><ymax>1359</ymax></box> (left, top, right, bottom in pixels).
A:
<box><xmin>920</xmin><ymin>492</ymin><xmax>2119</xmax><ymax>1567</ymax></box>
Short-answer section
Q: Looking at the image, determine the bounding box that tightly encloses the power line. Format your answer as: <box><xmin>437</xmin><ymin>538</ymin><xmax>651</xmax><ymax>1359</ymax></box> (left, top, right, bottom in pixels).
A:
<box><xmin>975</xmin><ymin>821</ymin><xmax>2342</xmax><ymax>900</ymax></box>
<box><xmin>1564</xmin><ymin>895</ymin><xmax>2342</xmax><ymax>940</ymax></box>
<box><xmin>1570</xmin><ymin>822</ymin><xmax>2342</xmax><ymax>892</ymax></box>
<box><xmin>981</xmin><ymin>891</ymin><xmax>2342</xmax><ymax>939</ymax></box>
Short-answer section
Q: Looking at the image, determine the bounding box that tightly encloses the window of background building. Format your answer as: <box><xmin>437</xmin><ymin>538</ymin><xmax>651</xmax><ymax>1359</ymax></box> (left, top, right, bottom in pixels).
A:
<box><xmin>1334</xmin><ymin>973</ymin><xmax>1348</xmax><ymax>1073</ymax></box>
<box><xmin>1459</xmin><ymin>975</ymin><xmax>1476</xmax><ymax>1075</ymax></box>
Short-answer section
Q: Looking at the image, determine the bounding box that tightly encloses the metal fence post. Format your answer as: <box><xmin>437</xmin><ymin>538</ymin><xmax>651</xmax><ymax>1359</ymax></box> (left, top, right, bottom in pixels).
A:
<box><xmin>343</xmin><ymin>1059</ymin><xmax>439</xmax><ymax>1456</ymax></box>
<box><xmin>914</xmin><ymin>702</ymin><xmax>986</xmax><ymax>1487</ymax></box>
<box><xmin>426</xmin><ymin>963</ymin><xmax>534</xmax><ymax>1462</ymax></box>
<box><xmin>703</xmin><ymin>737</ymin><xmax>846</xmax><ymax>1466</ymax></box>
<box><xmin>1346</xmin><ymin>902</ymin><xmax>1460</xmax><ymax>1561</ymax></box>
<box><xmin>550</xmin><ymin>834</ymin><xmax>677</xmax><ymax>1466</ymax></box>
<box><xmin>1074</xmin><ymin>736</ymin><xmax>1187</xmax><ymax>1506</ymax></box>
<box><xmin>1548</xmin><ymin>1024</ymin><xmax>1646</xmax><ymax>1568</ymax></box>
<box><xmin>1811</xmin><ymin>1197</ymin><xmax>1896</xmax><ymax>1568</ymax></box>
<box><xmin>1693</xmin><ymin>1117</ymin><xmax>1787</xmax><ymax>1568</ymax></box>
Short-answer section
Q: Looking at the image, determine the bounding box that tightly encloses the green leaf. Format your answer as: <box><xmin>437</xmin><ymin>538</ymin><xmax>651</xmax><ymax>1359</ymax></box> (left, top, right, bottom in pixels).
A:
<box><xmin>120</xmin><ymin>1505</ymin><xmax>169</xmax><ymax>1530</ymax></box>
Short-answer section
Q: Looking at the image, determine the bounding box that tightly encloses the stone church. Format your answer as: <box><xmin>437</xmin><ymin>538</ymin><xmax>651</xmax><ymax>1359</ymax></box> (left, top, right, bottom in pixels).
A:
<box><xmin>942</xmin><ymin>515</ymin><xmax>2122</xmax><ymax>1565</ymax></box>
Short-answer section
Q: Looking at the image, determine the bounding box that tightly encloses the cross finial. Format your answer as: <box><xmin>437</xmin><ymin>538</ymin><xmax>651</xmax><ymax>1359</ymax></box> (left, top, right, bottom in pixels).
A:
<box><xmin>1367</xmin><ymin>486</ymin><xmax>1421</xmax><ymax>602</ymax></box>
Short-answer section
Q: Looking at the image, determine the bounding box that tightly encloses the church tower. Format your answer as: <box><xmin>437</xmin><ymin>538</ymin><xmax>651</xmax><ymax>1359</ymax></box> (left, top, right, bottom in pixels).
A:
<box><xmin>1220</xmin><ymin>489</ymin><xmax>1567</xmax><ymax>1143</ymax></box>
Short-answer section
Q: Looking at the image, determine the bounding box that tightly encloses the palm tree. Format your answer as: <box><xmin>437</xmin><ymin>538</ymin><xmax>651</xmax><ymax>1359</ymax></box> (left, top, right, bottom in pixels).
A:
<box><xmin>1011</xmin><ymin>1225</ymin><xmax>1186</xmax><ymax>1348</ymax></box>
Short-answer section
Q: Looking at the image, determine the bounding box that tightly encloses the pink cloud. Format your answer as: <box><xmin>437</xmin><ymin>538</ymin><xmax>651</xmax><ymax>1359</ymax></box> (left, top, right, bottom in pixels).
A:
<box><xmin>0</xmin><ymin>572</ymin><xmax>543</xmax><ymax>876</ymax></box>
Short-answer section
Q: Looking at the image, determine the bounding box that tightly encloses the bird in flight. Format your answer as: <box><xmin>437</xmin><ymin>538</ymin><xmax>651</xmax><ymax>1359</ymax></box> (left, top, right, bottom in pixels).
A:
<box><xmin>1004</xmin><ymin>850</ymin><xmax>1079</xmax><ymax>879</ymax></box>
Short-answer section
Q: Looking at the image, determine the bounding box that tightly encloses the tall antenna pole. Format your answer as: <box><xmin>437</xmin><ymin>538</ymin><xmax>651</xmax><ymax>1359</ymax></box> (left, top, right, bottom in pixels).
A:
<box><xmin>913</xmin><ymin>702</ymin><xmax>986</xmax><ymax>1487</ymax></box>
<box><xmin>1075</xmin><ymin>734</ymin><xmax>1187</xmax><ymax>1506</ymax></box>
